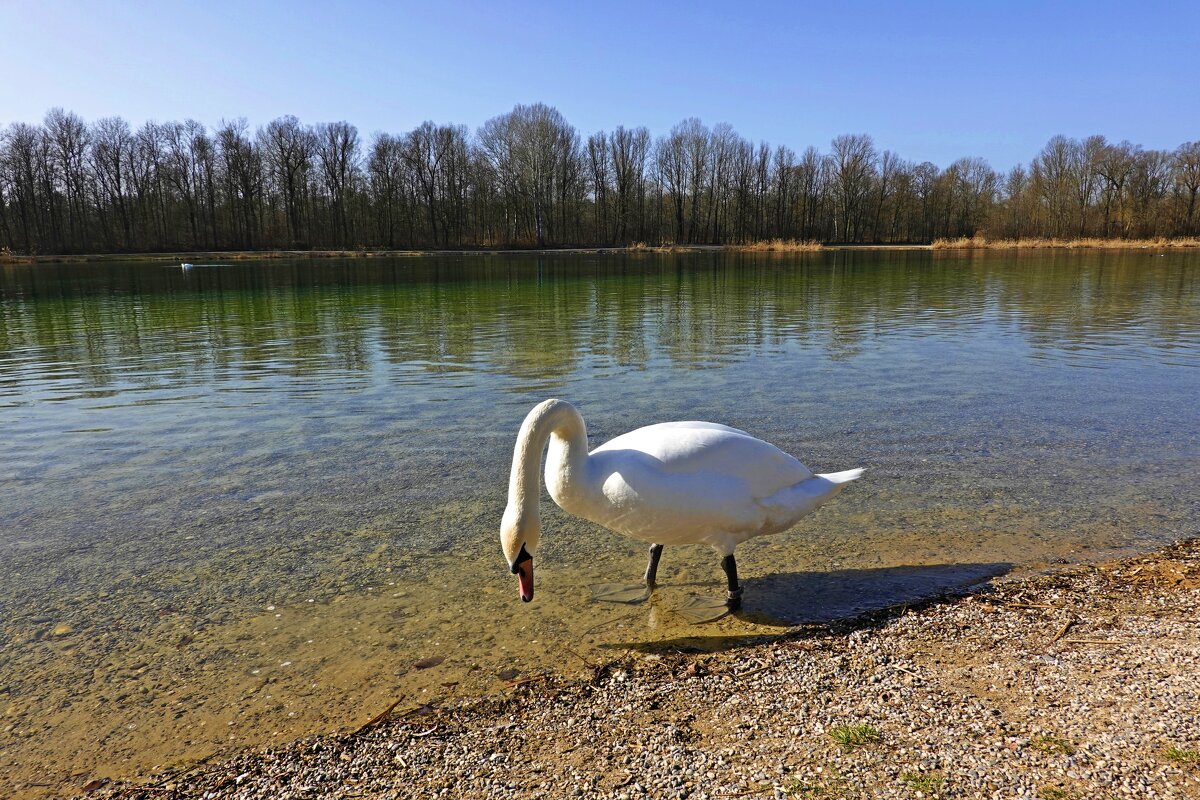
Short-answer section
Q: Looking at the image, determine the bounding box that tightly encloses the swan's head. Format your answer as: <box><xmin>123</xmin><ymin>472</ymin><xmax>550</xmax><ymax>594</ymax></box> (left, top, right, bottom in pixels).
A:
<box><xmin>500</xmin><ymin>505</ymin><xmax>539</xmax><ymax>603</ymax></box>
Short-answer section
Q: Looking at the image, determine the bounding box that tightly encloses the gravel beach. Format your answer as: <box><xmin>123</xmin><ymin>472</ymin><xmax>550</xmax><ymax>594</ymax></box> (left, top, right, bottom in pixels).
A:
<box><xmin>81</xmin><ymin>539</ymin><xmax>1199</xmax><ymax>800</ymax></box>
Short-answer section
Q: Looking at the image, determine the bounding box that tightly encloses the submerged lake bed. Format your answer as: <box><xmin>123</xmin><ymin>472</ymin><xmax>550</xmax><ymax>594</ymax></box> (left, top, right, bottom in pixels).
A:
<box><xmin>1</xmin><ymin>250</ymin><xmax>1197</xmax><ymax>793</ymax></box>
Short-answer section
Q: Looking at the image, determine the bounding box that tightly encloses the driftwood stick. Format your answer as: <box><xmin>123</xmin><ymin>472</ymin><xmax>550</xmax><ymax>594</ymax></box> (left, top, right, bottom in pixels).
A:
<box><xmin>716</xmin><ymin>784</ymin><xmax>775</xmax><ymax>798</ymax></box>
<box><xmin>354</xmin><ymin>698</ymin><xmax>403</xmax><ymax>734</ymax></box>
<box><xmin>735</xmin><ymin>663</ymin><xmax>774</xmax><ymax>679</ymax></box>
<box><xmin>561</xmin><ymin>645</ymin><xmax>596</xmax><ymax>669</ymax></box>
<box><xmin>505</xmin><ymin>673</ymin><xmax>551</xmax><ymax>689</ymax></box>
<box><xmin>1050</xmin><ymin>618</ymin><xmax>1076</xmax><ymax>644</ymax></box>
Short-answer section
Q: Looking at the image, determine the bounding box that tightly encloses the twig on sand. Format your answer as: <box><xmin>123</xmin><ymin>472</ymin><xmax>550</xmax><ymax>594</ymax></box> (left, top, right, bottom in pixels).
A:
<box><xmin>734</xmin><ymin>663</ymin><xmax>774</xmax><ymax>679</ymax></box>
<box><xmin>505</xmin><ymin>673</ymin><xmax>551</xmax><ymax>689</ymax></box>
<box><xmin>611</xmin><ymin>772</ymin><xmax>635</xmax><ymax>789</ymax></box>
<box><xmin>716</xmin><ymin>784</ymin><xmax>774</xmax><ymax>797</ymax></box>
<box><xmin>114</xmin><ymin>788</ymin><xmax>173</xmax><ymax>798</ymax></box>
<box><xmin>561</xmin><ymin>645</ymin><xmax>596</xmax><ymax>669</ymax></box>
<box><xmin>1049</xmin><ymin>618</ymin><xmax>1076</xmax><ymax>644</ymax></box>
<box><xmin>353</xmin><ymin>699</ymin><xmax>403</xmax><ymax>734</ymax></box>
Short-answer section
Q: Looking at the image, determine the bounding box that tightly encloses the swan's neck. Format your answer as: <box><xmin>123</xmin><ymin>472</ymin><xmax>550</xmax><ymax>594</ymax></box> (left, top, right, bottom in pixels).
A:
<box><xmin>507</xmin><ymin>400</ymin><xmax>589</xmax><ymax>525</ymax></box>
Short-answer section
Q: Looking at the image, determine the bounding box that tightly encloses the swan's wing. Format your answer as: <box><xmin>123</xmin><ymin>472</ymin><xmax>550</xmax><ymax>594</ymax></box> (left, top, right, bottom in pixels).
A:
<box><xmin>593</xmin><ymin>461</ymin><xmax>761</xmax><ymax>542</ymax></box>
<box><xmin>592</xmin><ymin>425</ymin><xmax>812</xmax><ymax>501</ymax></box>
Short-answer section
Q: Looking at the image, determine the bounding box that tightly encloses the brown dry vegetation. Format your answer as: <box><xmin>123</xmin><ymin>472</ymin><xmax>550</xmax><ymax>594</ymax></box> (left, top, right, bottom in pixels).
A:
<box><xmin>932</xmin><ymin>235</ymin><xmax>1200</xmax><ymax>250</ymax></box>
<box><xmin>724</xmin><ymin>239</ymin><xmax>824</xmax><ymax>252</ymax></box>
<box><xmin>626</xmin><ymin>242</ymin><xmax>696</xmax><ymax>253</ymax></box>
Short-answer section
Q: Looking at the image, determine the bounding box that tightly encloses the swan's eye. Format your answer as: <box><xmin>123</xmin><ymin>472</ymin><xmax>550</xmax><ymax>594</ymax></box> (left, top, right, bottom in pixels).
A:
<box><xmin>510</xmin><ymin>543</ymin><xmax>532</xmax><ymax>573</ymax></box>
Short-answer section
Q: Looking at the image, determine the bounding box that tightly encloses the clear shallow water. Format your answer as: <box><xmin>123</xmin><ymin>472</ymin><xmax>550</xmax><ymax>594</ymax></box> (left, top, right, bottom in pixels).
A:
<box><xmin>0</xmin><ymin>250</ymin><xmax>1197</xmax><ymax>791</ymax></box>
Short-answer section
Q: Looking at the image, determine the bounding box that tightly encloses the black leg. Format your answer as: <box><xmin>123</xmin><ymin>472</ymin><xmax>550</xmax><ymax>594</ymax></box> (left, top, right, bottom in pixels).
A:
<box><xmin>722</xmin><ymin>554</ymin><xmax>743</xmax><ymax>610</ymax></box>
<box><xmin>644</xmin><ymin>544</ymin><xmax>664</xmax><ymax>587</ymax></box>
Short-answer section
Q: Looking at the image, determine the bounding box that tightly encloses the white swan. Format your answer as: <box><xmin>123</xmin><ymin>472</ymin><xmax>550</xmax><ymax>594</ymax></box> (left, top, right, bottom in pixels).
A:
<box><xmin>500</xmin><ymin>399</ymin><xmax>863</xmax><ymax>613</ymax></box>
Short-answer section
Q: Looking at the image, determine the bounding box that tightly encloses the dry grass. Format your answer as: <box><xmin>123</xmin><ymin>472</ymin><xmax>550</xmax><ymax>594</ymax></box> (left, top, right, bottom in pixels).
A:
<box><xmin>628</xmin><ymin>239</ymin><xmax>822</xmax><ymax>253</ymax></box>
<box><xmin>627</xmin><ymin>241</ymin><xmax>694</xmax><ymax>253</ymax></box>
<box><xmin>932</xmin><ymin>235</ymin><xmax>1200</xmax><ymax>250</ymax></box>
<box><xmin>0</xmin><ymin>247</ymin><xmax>32</xmax><ymax>264</ymax></box>
<box><xmin>726</xmin><ymin>239</ymin><xmax>824</xmax><ymax>252</ymax></box>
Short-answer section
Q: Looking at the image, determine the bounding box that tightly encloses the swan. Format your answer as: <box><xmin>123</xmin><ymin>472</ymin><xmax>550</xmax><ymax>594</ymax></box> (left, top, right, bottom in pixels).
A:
<box><xmin>500</xmin><ymin>399</ymin><xmax>863</xmax><ymax>615</ymax></box>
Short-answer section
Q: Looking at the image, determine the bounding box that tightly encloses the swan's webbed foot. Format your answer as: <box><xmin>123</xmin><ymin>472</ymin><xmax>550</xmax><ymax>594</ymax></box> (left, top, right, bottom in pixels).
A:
<box><xmin>676</xmin><ymin>594</ymin><xmax>731</xmax><ymax>624</ymax></box>
<box><xmin>725</xmin><ymin>586</ymin><xmax>744</xmax><ymax>612</ymax></box>
<box><xmin>591</xmin><ymin>583</ymin><xmax>651</xmax><ymax>604</ymax></box>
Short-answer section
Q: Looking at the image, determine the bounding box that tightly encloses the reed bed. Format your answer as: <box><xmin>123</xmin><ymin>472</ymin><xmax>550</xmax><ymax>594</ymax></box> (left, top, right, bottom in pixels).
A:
<box><xmin>725</xmin><ymin>239</ymin><xmax>824</xmax><ymax>252</ymax></box>
<box><xmin>932</xmin><ymin>235</ymin><xmax>1200</xmax><ymax>250</ymax></box>
<box><xmin>626</xmin><ymin>242</ymin><xmax>695</xmax><ymax>253</ymax></box>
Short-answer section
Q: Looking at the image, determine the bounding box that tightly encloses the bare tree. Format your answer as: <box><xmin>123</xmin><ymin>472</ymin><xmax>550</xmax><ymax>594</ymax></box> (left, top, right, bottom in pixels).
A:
<box><xmin>45</xmin><ymin>108</ymin><xmax>91</xmax><ymax>250</ymax></box>
<box><xmin>872</xmin><ymin>150</ymin><xmax>900</xmax><ymax>241</ymax></box>
<box><xmin>316</xmin><ymin>121</ymin><xmax>360</xmax><ymax>246</ymax></box>
<box><xmin>216</xmin><ymin>119</ymin><xmax>262</xmax><ymax>248</ymax></box>
<box><xmin>478</xmin><ymin>104</ymin><xmax>581</xmax><ymax>247</ymax></box>
<box><xmin>586</xmin><ymin>131</ymin><xmax>611</xmax><ymax>242</ymax></box>
<box><xmin>831</xmin><ymin>134</ymin><xmax>877</xmax><ymax>241</ymax></box>
<box><xmin>1094</xmin><ymin>141</ymin><xmax>1135</xmax><ymax>237</ymax></box>
<box><xmin>1033</xmin><ymin>136</ymin><xmax>1075</xmax><ymax>237</ymax></box>
<box><xmin>260</xmin><ymin>116</ymin><xmax>315</xmax><ymax>247</ymax></box>
<box><xmin>609</xmin><ymin>126</ymin><xmax>649</xmax><ymax>243</ymax></box>
<box><xmin>90</xmin><ymin>117</ymin><xmax>135</xmax><ymax>248</ymax></box>
<box><xmin>1173</xmin><ymin>141</ymin><xmax>1200</xmax><ymax>234</ymax></box>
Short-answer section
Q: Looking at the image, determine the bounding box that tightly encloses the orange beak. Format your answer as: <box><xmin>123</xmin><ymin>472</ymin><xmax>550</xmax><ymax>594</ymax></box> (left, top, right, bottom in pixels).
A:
<box><xmin>517</xmin><ymin>559</ymin><xmax>534</xmax><ymax>602</ymax></box>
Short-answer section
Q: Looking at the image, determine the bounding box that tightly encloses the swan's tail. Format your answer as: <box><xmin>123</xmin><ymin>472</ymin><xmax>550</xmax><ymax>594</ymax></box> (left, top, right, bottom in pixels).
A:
<box><xmin>818</xmin><ymin>467</ymin><xmax>864</xmax><ymax>485</ymax></box>
<box><xmin>762</xmin><ymin>468</ymin><xmax>864</xmax><ymax>528</ymax></box>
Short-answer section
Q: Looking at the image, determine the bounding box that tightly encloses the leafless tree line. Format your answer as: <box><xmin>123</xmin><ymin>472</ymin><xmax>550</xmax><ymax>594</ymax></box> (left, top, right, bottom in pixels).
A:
<box><xmin>2</xmin><ymin>103</ymin><xmax>1198</xmax><ymax>254</ymax></box>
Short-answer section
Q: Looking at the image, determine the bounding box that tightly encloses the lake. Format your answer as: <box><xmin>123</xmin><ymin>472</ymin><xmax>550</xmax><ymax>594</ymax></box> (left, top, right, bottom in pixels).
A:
<box><xmin>1</xmin><ymin>250</ymin><xmax>1197</xmax><ymax>792</ymax></box>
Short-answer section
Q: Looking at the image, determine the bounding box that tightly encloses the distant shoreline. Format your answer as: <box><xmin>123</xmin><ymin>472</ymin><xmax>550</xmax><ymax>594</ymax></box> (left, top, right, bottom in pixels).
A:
<box><xmin>6</xmin><ymin>237</ymin><xmax>1200</xmax><ymax>265</ymax></box>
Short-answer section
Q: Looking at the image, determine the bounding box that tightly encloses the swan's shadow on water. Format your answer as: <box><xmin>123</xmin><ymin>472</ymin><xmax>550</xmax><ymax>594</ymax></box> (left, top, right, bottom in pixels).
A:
<box><xmin>607</xmin><ymin>561</ymin><xmax>1012</xmax><ymax>654</ymax></box>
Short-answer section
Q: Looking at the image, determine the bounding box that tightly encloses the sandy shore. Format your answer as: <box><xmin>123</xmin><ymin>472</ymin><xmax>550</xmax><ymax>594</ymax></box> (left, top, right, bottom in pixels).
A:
<box><xmin>72</xmin><ymin>540</ymin><xmax>1200</xmax><ymax>800</ymax></box>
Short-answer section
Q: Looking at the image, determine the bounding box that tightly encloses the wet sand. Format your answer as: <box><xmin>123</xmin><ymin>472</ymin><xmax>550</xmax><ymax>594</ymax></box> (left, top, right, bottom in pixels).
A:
<box><xmin>56</xmin><ymin>538</ymin><xmax>1200</xmax><ymax>799</ymax></box>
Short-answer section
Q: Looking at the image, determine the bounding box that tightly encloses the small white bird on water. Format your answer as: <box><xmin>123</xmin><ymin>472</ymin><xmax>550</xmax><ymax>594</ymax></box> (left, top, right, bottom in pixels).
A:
<box><xmin>500</xmin><ymin>399</ymin><xmax>863</xmax><ymax>618</ymax></box>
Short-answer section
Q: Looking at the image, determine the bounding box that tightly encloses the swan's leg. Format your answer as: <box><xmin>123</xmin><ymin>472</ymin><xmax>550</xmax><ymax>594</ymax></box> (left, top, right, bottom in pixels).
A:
<box><xmin>644</xmin><ymin>544</ymin><xmax>664</xmax><ymax>588</ymax></box>
<box><xmin>722</xmin><ymin>554</ymin><xmax>743</xmax><ymax>610</ymax></box>
<box><xmin>592</xmin><ymin>544</ymin><xmax>662</xmax><ymax>604</ymax></box>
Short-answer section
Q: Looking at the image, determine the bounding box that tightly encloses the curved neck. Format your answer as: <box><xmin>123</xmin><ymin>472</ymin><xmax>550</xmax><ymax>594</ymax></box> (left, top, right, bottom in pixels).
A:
<box><xmin>507</xmin><ymin>399</ymin><xmax>588</xmax><ymax>524</ymax></box>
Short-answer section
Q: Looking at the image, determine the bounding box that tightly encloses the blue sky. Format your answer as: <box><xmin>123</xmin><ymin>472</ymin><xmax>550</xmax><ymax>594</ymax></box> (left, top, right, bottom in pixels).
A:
<box><xmin>2</xmin><ymin>0</ymin><xmax>1197</xmax><ymax>169</ymax></box>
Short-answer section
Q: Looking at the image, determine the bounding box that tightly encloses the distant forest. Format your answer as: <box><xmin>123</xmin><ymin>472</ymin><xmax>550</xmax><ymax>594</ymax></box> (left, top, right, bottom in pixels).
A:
<box><xmin>2</xmin><ymin>103</ymin><xmax>1198</xmax><ymax>254</ymax></box>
